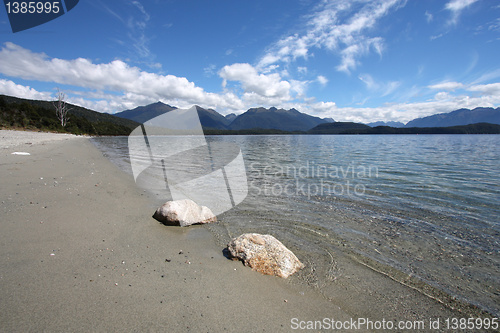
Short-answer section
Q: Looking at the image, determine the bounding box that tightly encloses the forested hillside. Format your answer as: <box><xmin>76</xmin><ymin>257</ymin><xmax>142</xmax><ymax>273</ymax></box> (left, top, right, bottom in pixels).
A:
<box><xmin>0</xmin><ymin>96</ymin><xmax>136</xmax><ymax>136</ymax></box>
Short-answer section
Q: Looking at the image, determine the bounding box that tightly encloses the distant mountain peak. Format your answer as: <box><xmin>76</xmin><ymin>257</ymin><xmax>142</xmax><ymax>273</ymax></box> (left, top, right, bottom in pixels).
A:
<box><xmin>405</xmin><ymin>107</ymin><xmax>500</xmax><ymax>127</ymax></box>
<box><xmin>229</xmin><ymin>106</ymin><xmax>327</xmax><ymax>131</ymax></box>
<box><xmin>367</xmin><ymin>121</ymin><xmax>404</xmax><ymax>128</ymax></box>
<box><xmin>114</xmin><ymin>101</ymin><xmax>177</xmax><ymax>123</ymax></box>
<box><xmin>153</xmin><ymin>101</ymin><xmax>175</xmax><ymax>108</ymax></box>
<box><xmin>115</xmin><ymin>103</ymin><xmax>230</xmax><ymax>130</ymax></box>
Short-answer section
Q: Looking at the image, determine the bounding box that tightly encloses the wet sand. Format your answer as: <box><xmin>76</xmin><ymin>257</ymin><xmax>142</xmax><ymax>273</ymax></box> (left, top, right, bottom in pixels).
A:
<box><xmin>0</xmin><ymin>130</ymin><xmax>486</xmax><ymax>332</ymax></box>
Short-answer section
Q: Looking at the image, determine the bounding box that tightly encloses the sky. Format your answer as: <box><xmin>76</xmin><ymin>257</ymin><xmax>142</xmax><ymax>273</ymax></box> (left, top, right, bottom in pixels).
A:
<box><xmin>0</xmin><ymin>0</ymin><xmax>499</xmax><ymax>123</ymax></box>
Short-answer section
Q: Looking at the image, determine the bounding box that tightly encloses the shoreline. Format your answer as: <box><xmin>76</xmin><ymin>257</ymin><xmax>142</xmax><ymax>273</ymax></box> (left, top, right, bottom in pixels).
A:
<box><xmin>1</xmin><ymin>131</ymin><xmax>353</xmax><ymax>332</ymax></box>
<box><xmin>0</xmin><ymin>129</ymin><xmax>83</xmax><ymax>150</ymax></box>
<box><xmin>0</xmin><ymin>130</ymin><xmax>493</xmax><ymax>331</ymax></box>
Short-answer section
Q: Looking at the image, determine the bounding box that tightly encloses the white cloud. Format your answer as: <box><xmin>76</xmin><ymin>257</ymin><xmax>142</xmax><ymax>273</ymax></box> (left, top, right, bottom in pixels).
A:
<box><xmin>359</xmin><ymin>73</ymin><xmax>377</xmax><ymax>90</ymax></box>
<box><xmin>128</xmin><ymin>1</ymin><xmax>152</xmax><ymax>59</ymax></box>
<box><xmin>468</xmin><ymin>83</ymin><xmax>500</xmax><ymax>95</ymax></box>
<box><xmin>257</xmin><ymin>0</ymin><xmax>403</xmax><ymax>73</ymax></box>
<box><xmin>296</xmin><ymin>77</ymin><xmax>500</xmax><ymax>123</ymax></box>
<box><xmin>0</xmin><ymin>44</ymin><xmax>302</xmax><ymax>112</ymax></box>
<box><xmin>430</xmin><ymin>33</ymin><xmax>444</xmax><ymax>40</ymax></box>
<box><xmin>488</xmin><ymin>18</ymin><xmax>500</xmax><ymax>32</ymax></box>
<box><xmin>359</xmin><ymin>73</ymin><xmax>401</xmax><ymax>96</ymax></box>
<box><xmin>204</xmin><ymin>64</ymin><xmax>217</xmax><ymax>77</ymax></box>
<box><xmin>280</xmin><ymin>69</ymin><xmax>290</xmax><ymax>78</ymax></box>
<box><xmin>445</xmin><ymin>0</ymin><xmax>478</xmax><ymax>25</ymax></box>
<box><xmin>1</xmin><ymin>43</ymin><xmax>499</xmax><ymax>124</ymax></box>
<box><xmin>281</xmin><ymin>87</ymin><xmax>500</xmax><ymax>123</ymax></box>
<box><xmin>434</xmin><ymin>91</ymin><xmax>451</xmax><ymax>100</ymax></box>
<box><xmin>261</xmin><ymin>64</ymin><xmax>280</xmax><ymax>74</ymax></box>
<box><xmin>306</xmin><ymin>101</ymin><xmax>337</xmax><ymax>116</ymax></box>
<box><xmin>472</xmin><ymin>68</ymin><xmax>500</xmax><ymax>84</ymax></box>
<box><xmin>336</xmin><ymin>37</ymin><xmax>384</xmax><ymax>73</ymax></box>
<box><xmin>0</xmin><ymin>79</ymin><xmax>52</xmax><ymax>100</ymax></box>
<box><xmin>99</xmin><ymin>0</ymin><xmax>157</xmax><ymax>69</ymax></box>
<box><xmin>425</xmin><ymin>11</ymin><xmax>433</xmax><ymax>23</ymax></box>
<box><xmin>382</xmin><ymin>81</ymin><xmax>401</xmax><ymax>97</ymax></box>
<box><xmin>219</xmin><ymin>63</ymin><xmax>292</xmax><ymax>99</ymax></box>
<box><xmin>428</xmin><ymin>81</ymin><xmax>464</xmax><ymax>91</ymax></box>
<box><xmin>0</xmin><ymin>43</ymin><xmax>243</xmax><ymax>112</ymax></box>
<box><xmin>317</xmin><ymin>75</ymin><xmax>328</xmax><ymax>86</ymax></box>
<box><xmin>4</xmin><ymin>75</ymin><xmax>500</xmax><ymax>124</ymax></box>
<box><xmin>302</xmin><ymin>91</ymin><xmax>500</xmax><ymax>124</ymax></box>
<box><xmin>290</xmin><ymin>79</ymin><xmax>309</xmax><ymax>98</ymax></box>
<box><xmin>445</xmin><ymin>0</ymin><xmax>478</xmax><ymax>12</ymax></box>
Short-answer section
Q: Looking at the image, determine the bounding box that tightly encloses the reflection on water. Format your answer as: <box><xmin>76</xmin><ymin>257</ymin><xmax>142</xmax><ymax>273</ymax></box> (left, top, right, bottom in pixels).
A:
<box><xmin>92</xmin><ymin>134</ymin><xmax>500</xmax><ymax>316</ymax></box>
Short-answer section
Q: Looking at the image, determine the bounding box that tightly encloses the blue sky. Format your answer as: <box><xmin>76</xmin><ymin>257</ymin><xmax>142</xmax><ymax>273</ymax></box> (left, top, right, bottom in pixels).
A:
<box><xmin>0</xmin><ymin>0</ymin><xmax>499</xmax><ymax>123</ymax></box>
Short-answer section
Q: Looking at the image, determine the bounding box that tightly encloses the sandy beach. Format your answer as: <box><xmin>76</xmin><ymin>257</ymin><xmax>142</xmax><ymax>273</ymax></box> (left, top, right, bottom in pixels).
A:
<box><xmin>0</xmin><ymin>130</ymin><xmax>81</xmax><ymax>150</ymax></box>
<box><xmin>0</xmin><ymin>130</ymin><xmax>486</xmax><ymax>332</ymax></box>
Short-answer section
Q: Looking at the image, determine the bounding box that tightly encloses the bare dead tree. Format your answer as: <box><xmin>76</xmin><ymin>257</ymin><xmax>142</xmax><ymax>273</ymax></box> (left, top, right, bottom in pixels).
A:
<box><xmin>53</xmin><ymin>88</ymin><xmax>72</xmax><ymax>127</ymax></box>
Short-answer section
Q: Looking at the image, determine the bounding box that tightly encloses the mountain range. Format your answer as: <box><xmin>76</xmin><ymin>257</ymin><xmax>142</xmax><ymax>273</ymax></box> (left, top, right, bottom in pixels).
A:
<box><xmin>116</xmin><ymin>102</ymin><xmax>500</xmax><ymax>131</ymax></box>
<box><xmin>114</xmin><ymin>102</ymin><xmax>177</xmax><ymax>123</ymax></box>
<box><xmin>116</xmin><ymin>103</ymin><xmax>329</xmax><ymax>132</ymax></box>
<box><xmin>228</xmin><ymin>107</ymin><xmax>327</xmax><ymax>131</ymax></box>
<box><xmin>405</xmin><ymin>107</ymin><xmax>500</xmax><ymax>127</ymax></box>
<box><xmin>367</xmin><ymin>121</ymin><xmax>405</xmax><ymax>127</ymax></box>
<box><xmin>309</xmin><ymin>122</ymin><xmax>500</xmax><ymax>135</ymax></box>
<box><xmin>2</xmin><ymin>93</ymin><xmax>500</xmax><ymax>135</ymax></box>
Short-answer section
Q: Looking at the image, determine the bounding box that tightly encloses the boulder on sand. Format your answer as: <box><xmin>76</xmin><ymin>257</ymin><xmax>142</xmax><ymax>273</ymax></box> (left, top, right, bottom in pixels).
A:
<box><xmin>227</xmin><ymin>233</ymin><xmax>304</xmax><ymax>278</ymax></box>
<box><xmin>153</xmin><ymin>199</ymin><xmax>216</xmax><ymax>227</ymax></box>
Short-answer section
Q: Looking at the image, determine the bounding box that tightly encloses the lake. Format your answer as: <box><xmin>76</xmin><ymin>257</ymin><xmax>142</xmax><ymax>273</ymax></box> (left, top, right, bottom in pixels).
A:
<box><xmin>92</xmin><ymin>134</ymin><xmax>500</xmax><ymax>316</ymax></box>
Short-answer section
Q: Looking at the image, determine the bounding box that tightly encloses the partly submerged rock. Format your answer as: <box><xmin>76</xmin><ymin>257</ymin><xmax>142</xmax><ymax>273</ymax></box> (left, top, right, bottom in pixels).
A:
<box><xmin>227</xmin><ymin>233</ymin><xmax>304</xmax><ymax>278</ymax></box>
<box><xmin>153</xmin><ymin>199</ymin><xmax>216</xmax><ymax>227</ymax></box>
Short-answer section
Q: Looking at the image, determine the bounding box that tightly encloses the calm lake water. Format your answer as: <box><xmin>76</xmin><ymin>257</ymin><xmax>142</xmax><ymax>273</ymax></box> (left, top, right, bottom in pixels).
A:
<box><xmin>92</xmin><ymin>134</ymin><xmax>500</xmax><ymax>316</ymax></box>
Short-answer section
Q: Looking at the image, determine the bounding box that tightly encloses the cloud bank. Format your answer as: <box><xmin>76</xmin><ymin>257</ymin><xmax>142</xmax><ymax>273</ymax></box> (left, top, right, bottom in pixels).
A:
<box><xmin>1</xmin><ymin>41</ymin><xmax>500</xmax><ymax>124</ymax></box>
<box><xmin>257</xmin><ymin>0</ymin><xmax>402</xmax><ymax>74</ymax></box>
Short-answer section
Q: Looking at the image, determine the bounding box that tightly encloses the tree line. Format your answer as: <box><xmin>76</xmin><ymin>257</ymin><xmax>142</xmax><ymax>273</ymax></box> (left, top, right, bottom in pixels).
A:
<box><xmin>0</xmin><ymin>97</ymin><xmax>133</xmax><ymax>136</ymax></box>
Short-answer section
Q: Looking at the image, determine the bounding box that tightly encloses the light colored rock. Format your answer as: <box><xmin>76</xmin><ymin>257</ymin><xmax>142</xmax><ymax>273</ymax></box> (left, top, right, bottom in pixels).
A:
<box><xmin>227</xmin><ymin>233</ymin><xmax>304</xmax><ymax>278</ymax></box>
<box><xmin>153</xmin><ymin>199</ymin><xmax>216</xmax><ymax>227</ymax></box>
